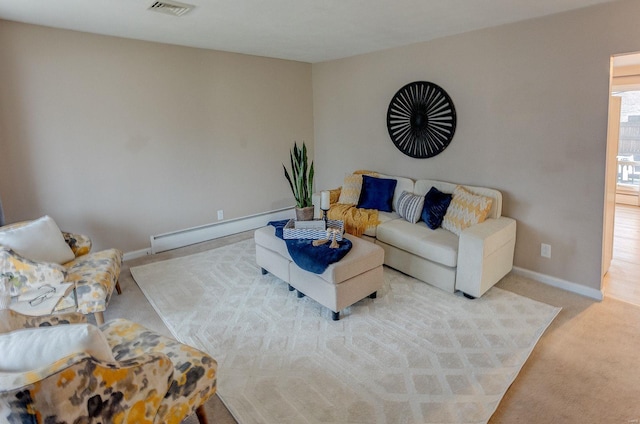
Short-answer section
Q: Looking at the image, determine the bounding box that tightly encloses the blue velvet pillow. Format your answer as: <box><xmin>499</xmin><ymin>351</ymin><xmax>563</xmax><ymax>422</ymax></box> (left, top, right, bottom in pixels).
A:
<box><xmin>357</xmin><ymin>175</ymin><xmax>397</xmax><ymax>212</ymax></box>
<box><xmin>422</xmin><ymin>186</ymin><xmax>452</xmax><ymax>229</ymax></box>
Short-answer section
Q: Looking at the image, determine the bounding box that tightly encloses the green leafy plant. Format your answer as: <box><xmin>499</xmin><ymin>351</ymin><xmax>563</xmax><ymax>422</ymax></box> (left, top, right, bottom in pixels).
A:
<box><xmin>283</xmin><ymin>142</ymin><xmax>314</xmax><ymax>208</ymax></box>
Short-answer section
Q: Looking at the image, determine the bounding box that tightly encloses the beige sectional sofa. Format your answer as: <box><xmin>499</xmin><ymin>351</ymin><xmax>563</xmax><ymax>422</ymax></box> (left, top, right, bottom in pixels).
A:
<box><xmin>314</xmin><ymin>174</ymin><xmax>516</xmax><ymax>298</ymax></box>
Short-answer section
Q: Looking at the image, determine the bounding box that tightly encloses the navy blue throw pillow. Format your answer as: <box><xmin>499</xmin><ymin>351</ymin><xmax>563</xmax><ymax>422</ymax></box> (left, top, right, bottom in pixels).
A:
<box><xmin>357</xmin><ymin>175</ymin><xmax>397</xmax><ymax>212</ymax></box>
<box><xmin>422</xmin><ymin>186</ymin><xmax>452</xmax><ymax>229</ymax></box>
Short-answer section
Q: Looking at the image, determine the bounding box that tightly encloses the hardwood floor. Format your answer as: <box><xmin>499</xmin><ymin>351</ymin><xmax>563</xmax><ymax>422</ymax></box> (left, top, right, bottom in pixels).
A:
<box><xmin>604</xmin><ymin>203</ymin><xmax>640</xmax><ymax>305</ymax></box>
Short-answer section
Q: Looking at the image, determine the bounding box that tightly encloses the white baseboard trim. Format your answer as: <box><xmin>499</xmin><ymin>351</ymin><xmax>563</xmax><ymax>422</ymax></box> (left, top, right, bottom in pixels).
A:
<box><xmin>512</xmin><ymin>266</ymin><xmax>604</xmax><ymax>301</ymax></box>
<box><xmin>149</xmin><ymin>207</ymin><xmax>295</xmax><ymax>255</ymax></box>
<box><xmin>123</xmin><ymin>248</ymin><xmax>152</xmax><ymax>262</ymax></box>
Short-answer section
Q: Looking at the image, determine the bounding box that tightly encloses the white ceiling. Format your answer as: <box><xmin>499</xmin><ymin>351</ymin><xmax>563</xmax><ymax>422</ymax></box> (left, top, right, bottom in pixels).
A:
<box><xmin>0</xmin><ymin>0</ymin><xmax>618</xmax><ymax>63</ymax></box>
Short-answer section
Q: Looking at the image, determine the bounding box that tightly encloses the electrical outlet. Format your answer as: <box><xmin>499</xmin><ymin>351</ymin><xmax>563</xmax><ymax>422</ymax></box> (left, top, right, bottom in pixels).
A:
<box><xmin>217</xmin><ymin>210</ymin><xmax>224</xmax><ymax>220</ymax></box>
<box><xmin>541</xmin><ymin>243</ymin><xmax>551</xmax><ymax>258</ymax></box>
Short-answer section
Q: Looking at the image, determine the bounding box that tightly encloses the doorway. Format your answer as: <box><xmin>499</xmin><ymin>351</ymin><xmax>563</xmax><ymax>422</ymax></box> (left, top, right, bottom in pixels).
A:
<box><xmin>603</xmin><ymin>52</ymin><xmax>640</xmax><ymax>305</ymax></box>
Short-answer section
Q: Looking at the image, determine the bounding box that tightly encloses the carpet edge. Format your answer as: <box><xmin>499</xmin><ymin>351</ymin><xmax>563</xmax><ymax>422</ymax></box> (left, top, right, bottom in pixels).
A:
<box><xmin>486</xmin><ymin>304</ymin><xmax>562</xmax><ymax>421</ymax></box>
<box><xmin>129</xmin><ymin>267</ymin><xmax>184</xmax><ymax>343</ymax></box>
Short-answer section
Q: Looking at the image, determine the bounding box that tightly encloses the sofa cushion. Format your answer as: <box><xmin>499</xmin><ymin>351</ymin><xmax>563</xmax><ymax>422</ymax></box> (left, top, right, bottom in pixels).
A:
<box><xmin>376</xmin><ymin>219</ymin><xmax>459</xmax><ymax>267</ymax></box>
<box><xmin>254</xmin><ymin>225</ymin><xmax>292</xmax><ymax>260</ymax></box>
<box><xmin>318</xmin><ymin>234</ymin><xmax>384</xmax><ymax>284</ymax></box>
<box><xmin>357</xmin><ymin>175</ymin><xmax>397</xmax><ymax>212</ymax></box>
<box><xmin>0</xmin><ymin>323</ymin><xmax>115</xmax><ymax>372</ymax></box>
<box><xmin>65</xmin><ymin>248</ymin><xmax>123</xmax><ymax>314</ymax></box>
<box><xmin>396</xmin><ymin>191</ymin><xmax>425</xmax><ymax>224</ymax></box>
<box><xmin>422</xmin><ymin>186</ymin><xmax>452</xmax><ymax>229</ymax></box>
<box><xmin>442</xmin><ymin>186</ymin><xmax>493</xmax><ymax>236</ymax></box>
<box><xmin>363</xmin><ymin>211</ymin><xmax>400</xmax><ymax>237</ymax></box>
<box><xmin>0</xmin><ymin>216</ymin><xmax>75</xmax><ymax>265</ymax></box>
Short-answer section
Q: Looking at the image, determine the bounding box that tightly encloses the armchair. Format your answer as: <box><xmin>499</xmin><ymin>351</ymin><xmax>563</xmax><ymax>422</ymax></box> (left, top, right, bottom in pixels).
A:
<box><xmin>0</xmin><ymin>216</ymin><xmax>123</xmax><ymax>324</ymax></box>
<box><xmin>0</xmin><ymin>310</ymin><xmax>217</xmax><ymax>424</ymax></box>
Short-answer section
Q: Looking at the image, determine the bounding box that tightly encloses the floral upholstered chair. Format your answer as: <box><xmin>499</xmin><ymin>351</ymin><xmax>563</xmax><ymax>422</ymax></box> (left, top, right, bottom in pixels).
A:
<box><xmin>0</xmin><ymin>309</ymin><xmax>217</xmax><ymax>424</ymax></box>
<box><xmin>0</xmin><ymin>216</ymin><xmax>123</xmax><ymax>324</ymax></box>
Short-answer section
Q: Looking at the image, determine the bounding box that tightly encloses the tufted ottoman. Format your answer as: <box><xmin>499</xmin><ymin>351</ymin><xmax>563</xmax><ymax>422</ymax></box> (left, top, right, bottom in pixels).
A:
<box><xmin>254</xmin><ymin>225</ymin><xmax>384</xmax><ymax>320</ymax></box>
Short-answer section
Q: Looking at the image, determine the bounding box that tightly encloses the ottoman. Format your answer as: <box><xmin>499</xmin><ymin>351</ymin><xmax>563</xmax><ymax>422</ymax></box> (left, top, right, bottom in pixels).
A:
<box><xmin>254</xmin><ymin>225</ymin><xmax>384</xmax><ymax>320</ymax></box>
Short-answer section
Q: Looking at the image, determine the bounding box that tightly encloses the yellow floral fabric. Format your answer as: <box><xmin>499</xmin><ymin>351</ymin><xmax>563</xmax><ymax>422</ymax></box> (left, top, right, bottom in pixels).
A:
<box><xmin>63</xmin><ymin>231</ymin><xmax>92</xmax><ymax>257</ymax></box>
<box><xmin>0</xmin><ymin>309</ymin><xmax>86</xmax><ymax>333</ymax></box>
<box><xmin>64</xmin><ymin>248</ymin><xmax>122</xmax><ymax>314</ymax></box>
<box><xmin>0</xmin><ymin>247</ymin><xmax>66</xmax><ymax>295</ymax></box>
<box><xmin>0</xmin><ymin>226</ymin><xmax>123</xmax><ymax>317</ymax></box>
<box><xmin>0</xmin><ymin>313</ymin><xmax>216</xmax><ymax>424</ymax></box>
<box><xmin>102</xmin><ymin>319</ymin><xmax>218</xmax><ymax>424</ymax></box>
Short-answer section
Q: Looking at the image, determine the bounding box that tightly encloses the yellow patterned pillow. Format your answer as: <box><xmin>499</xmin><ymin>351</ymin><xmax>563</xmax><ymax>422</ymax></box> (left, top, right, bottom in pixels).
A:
<box><xmin>329</xmin><ymin>188</ymin><xmax>342</xmax><ymax>204</ymax></box>
<box><xmin>337</xmin><ymin>171</ymin><xmax>378</xmax><ymax>205</ymax></box>
<box><xmin>338</xmin><ymin>174</ymin><xmax>364</xmax><ymax>205</ymax></box>
<box><xmin>353</xmin><ymin>170</ymin><xmax>378</xmax><ymax>175</ymax></box>
<box><xmin>442</xmin><ymin>185</ymin><xmax>493</xmax><ymax>236</ymax></box>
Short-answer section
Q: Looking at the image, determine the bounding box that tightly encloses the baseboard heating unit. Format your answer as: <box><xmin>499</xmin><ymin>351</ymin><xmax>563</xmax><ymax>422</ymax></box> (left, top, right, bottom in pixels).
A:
<box><xmin>150</xmin><ymin>207</ymin><xmax>294</xmax><ymax>254</ymax></box>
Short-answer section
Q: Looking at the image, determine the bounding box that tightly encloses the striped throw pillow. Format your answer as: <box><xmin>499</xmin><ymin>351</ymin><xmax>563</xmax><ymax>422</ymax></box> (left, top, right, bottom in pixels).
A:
<box><xmin>395</xmin><ymin>191</ymin><xmax>425</xmax><ymax>224</ymax></box>
<box><xmin>442</xmin><ymin>185</ymin><xmax>493</xmax><ymax>235</ymax></box>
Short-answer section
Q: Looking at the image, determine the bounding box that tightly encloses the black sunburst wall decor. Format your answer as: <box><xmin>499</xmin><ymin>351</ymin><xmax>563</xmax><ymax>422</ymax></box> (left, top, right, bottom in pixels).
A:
<box><xmin>386</xmin><ymin>81</ymin><xmax>457</xmax><ymax>158</ymax></box>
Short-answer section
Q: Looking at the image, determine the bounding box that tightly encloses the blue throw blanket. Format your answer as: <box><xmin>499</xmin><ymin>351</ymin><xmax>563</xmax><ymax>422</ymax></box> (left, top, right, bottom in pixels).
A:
<box><xmin>268</xmin><ymin>220</ymin><xmax>352</xmax><ymax>274</ymax></box>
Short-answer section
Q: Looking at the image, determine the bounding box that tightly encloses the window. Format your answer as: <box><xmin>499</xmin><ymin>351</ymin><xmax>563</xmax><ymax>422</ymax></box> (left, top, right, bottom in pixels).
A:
<box><xmin>614</xmin><ymin>91</ymin><xmax>640</xmax><ymax>191</ymax></box>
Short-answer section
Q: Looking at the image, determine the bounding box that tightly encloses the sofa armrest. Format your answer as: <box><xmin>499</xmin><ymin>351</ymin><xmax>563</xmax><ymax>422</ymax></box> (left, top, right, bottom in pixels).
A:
<box><xmin>456</xmin><ymin>217</ymin><xmax>516</xmax><ymax>298</ymax></box>
<box><xmin>62</xmin><ymin>232</ymin><xmax>92</xmax><ymax>257</ymax></box>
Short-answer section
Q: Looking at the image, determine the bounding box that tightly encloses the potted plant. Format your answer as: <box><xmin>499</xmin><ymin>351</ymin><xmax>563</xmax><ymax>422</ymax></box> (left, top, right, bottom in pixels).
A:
<box><xmin>283</xmin><ymin>142</ymin><xmax>315</xmax><ymax>221</ymax></box>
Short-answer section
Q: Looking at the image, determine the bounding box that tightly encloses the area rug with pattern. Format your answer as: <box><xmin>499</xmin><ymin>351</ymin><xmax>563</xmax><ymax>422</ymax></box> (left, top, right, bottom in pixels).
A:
<box><xmin>130</xmin><ymin>238</ymin><xmax>560</xmax><ymax>424</ymax></box>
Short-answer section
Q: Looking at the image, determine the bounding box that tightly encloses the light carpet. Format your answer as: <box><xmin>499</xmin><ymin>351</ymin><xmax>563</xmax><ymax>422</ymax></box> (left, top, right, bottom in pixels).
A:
<box><xmin>131</xmin><ymin>239</ymin><xmax>560</xmax><ymax>424</ymax></box>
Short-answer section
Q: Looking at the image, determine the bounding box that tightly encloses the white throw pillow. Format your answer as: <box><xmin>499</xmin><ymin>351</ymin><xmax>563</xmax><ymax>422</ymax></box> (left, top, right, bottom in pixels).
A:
<box><xmin>0</xmin><ymin>215</ymin><xmax>75</xmax><ymax>264</ymax></box>
<box><xmin>0</xmin><ymin>324</ymin><xmax>115</xmax><ymax>372</ymax></box>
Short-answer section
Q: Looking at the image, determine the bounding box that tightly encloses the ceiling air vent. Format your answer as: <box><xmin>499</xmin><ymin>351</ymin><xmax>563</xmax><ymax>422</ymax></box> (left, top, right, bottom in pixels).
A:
<box><xmin>148</xmin><ymin>0</ymin><xmax>194</xmax><ymax>17</ymax></box>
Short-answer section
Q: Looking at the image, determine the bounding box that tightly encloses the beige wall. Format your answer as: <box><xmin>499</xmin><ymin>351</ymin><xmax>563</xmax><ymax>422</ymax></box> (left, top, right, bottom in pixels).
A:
<box><xmin>2</xmin><ymin>0</ymin><xmax>639</xmax><ymax>292</ymax></box>
<box><xmin>312</xmin><ymin>0</ymin><xmax>640</xmax><ymax>291</ymax></box>
<box><xmin>0</xmin><ymin>20</ymin><xmax>313</xmax><ymax>253</ymax></box>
